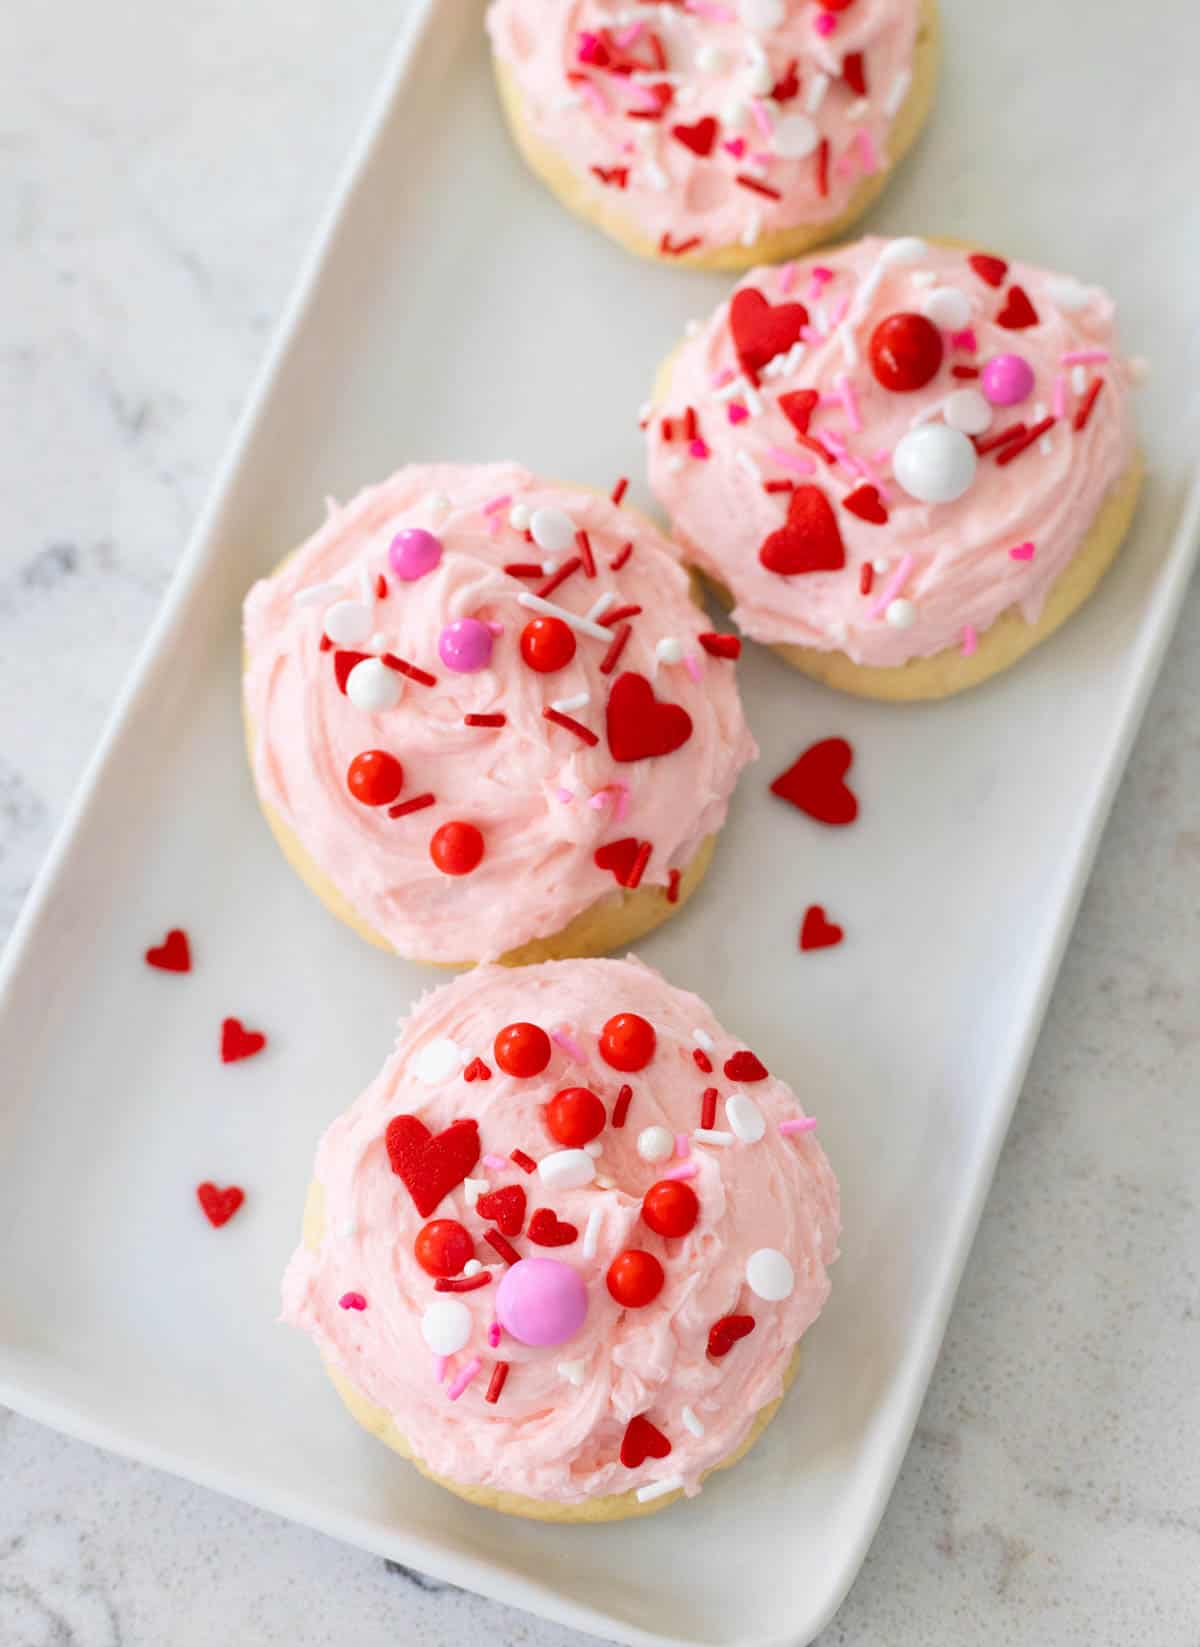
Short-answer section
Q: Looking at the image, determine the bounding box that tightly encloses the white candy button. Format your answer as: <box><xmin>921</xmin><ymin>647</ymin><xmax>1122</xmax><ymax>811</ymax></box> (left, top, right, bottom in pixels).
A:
<box><xmin>746</xmin><ymin>1247</ymin><xmax>795</xmax><ymax>1301</ymax></box>
<box><xmin>421</xmin><ymin>1299</ymin><xmax>472</xmax><ymax>1356</ymax></box>
<box><xmin>345</xmin><ymin>657</ymin><xmax>402</xmax><ymax>713</ymax></box>
<box><xmin>323</xmin><ymin>599</ymin><xmax>374</xmax><ymax>646</ymax></box>
<box><xmin>529</xmin><ymin>507</ymin><xmax>577</xmax><ymax>555</ymax></box>
<box><xmin>943</xmin><ymin>388</ymin><xmax>993</xmax><ymax>436</ymax></box>
<box><xmin>508</xmin><ymin>502</ymin><xmax>531</xmax><ymax>530</ymax></box>
<box><xmin>922</xmin><ymin>287</ymin><xmax>971</xmax><ymax>331</ymax></box>
<box><xmin>885</xmin><ymin>598</ymin><xmax>917</xmax><ymax>629</ymax></box>
<box><xmin>726</xmin><ymin>1094</ymin><xmax>766</xmax><ymax>1143</ymax></box>
<box><xmin>772</xmin><ymin>113</ymin><xmax>818</xmax><ymax>159</ymax></box>
<box><xmin>538</xmin><ymin>1149</ymin><xmax>596</xmax><ymax>1191</ymax></box>
<box><xmin>880</xmin><ymin>236</ymin><xmax>928</xmax><ymax>267</ymax></box>
<box><xmin>413</xmin><ymin>1037</ymin><xmax>465</xmax><ymax>1085</ymax></box>
<box><xmin>636</xmin><ymin>1126</ymin><xmax>674</xmax><ymax>1164</ymax></box>
<box><xmin>892</xmin><ymin>423</ymin><xmax>977</xmax><ymax>504</ymax></box>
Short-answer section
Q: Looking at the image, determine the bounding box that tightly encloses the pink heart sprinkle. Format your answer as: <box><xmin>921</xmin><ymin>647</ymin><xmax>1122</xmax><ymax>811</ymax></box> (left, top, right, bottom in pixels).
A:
<box><xmin>814</xmin><ymin>10</ymin><xmax>837</xmax><ymax>34</ymax></box>
<box><xmin>728</xmin><ymin>404</ymin><xmax>749</xmax><ymax>424</ymax></box>
<box><xmin>722</xmin><ymin>138</ymin><xmax>747</xmax><ymax>158</ymax></box>
<box><xmin>1009</xmin><ymin>541</ymin><xmax>1036</xmax><ymax>561</ymax></box>
<box><xmin>339</xmin><ymin>1292</ymin><xmax>367</xmax><ymax>1311</ymax></box>
<box><xmin>950</xmin><ymin>328</ymin><xmax>978</xmax><ymax>353</ymax></box>
<box><xmin>689</xmin><ymin>438</ymin><xmax>710</xmax><ymax>459</ymax></box>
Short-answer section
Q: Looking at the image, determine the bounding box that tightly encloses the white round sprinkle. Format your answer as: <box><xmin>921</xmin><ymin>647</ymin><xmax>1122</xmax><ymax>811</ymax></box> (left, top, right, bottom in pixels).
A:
<box><xmin>696</xmin><ymin>43</ymin><xmax>725</xmax><ymax>73</ymax></box>
<box><xmin>538</xmin><ymin>1148</ymin><xmax>596</xmax><ymax>1191</ymax></box>
<box><xmin>462</xmin><ymin>1259</ymin><xmax>483</xmax><ymax>1277</ymax></box>
<box><xmin>726</xmin><ymin>1094</ymin><xmax>766</xmax><ymax>1143</ymax></box>
<box><xmin>421</xmin><ymin>1299</ymin><xmax>472</xmax><ymax>1356</ymax></box>
<box><xmin>892</xmin><ymin>423</ymin><xmax>978</xmax><ymax>504</ymax></box>
<box><xmin>655</xmin><ymin>636</ymin><xmax>684</xmax><ymax>664</ymax></box>
<box><xmin>872</xmin><ymin>557</ymin><xmax>890</xmax><ymax>574</ymax></box>
<box><xmin>881</xmin><ymin>236</ymin><xmax>928</xmax><ymax>267</ymax></box>
<box><xmin>428</xmin><ymin>492</ymin><xmax>452</xmax><ymax>517</ymax></box>
<box><xmin>530</xmin><ymin>506</ymin><xmax>577</xmax><ymax>555</ymax></box>
<box><xmin>886</xmin><ymin>598</ymin><xmax>917</xmax><ymax>629</ymax></box>
<box><xmin>584</xmin><ymin>1139</ymin><xmax>604</xmax><ymax>1157</ymax></box>
<box><xmin>508</xmin><ymin>502</ymin><xmax>531</xmax><ymax>530</ymax></box>
<box><xmin>772</xmin><ymin>113</ymin><xmax>818</xmax><ymax>159</ymax></box>
<box><xmin>636</xmin><ymin>1125</ymin><xmax>674</xmax><ymax>1164</ymax></box>
<box><xmin>413</xmin><ymin>1037</ymin><xmax>465</xmax><ymax>1085</ymax></box>
<box><xmin>746</xmin><ymin>1247</ymin><xmax>795</xmax><ymax>1302</ymax></box>
<box><xmin>921</xmin><ymin>286</ymin><xmax>971</xmax><ymax>331</ymax></box>
<box><xmin>739</xmin><ymin>0</ymin><xmax>784</xmax><ymax>27</ymax></box>
<box><xmin>323</xmin><ymin>599</ymin><xmax>373</xmax><ymax>646</ymax></box>
<box><xmin>943</xmin><ymin>388</ymin><xmax>993</xmax><ymax>436</ymax></box>
<box><xmin>345</xmin><ymin>657</ymin><xmax>402</xmax><ymax>713</ymax></box>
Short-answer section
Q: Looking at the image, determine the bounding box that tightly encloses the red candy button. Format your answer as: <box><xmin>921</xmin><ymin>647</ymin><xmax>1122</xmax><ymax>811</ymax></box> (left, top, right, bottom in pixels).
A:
<box><xmin>545</xmin><ymin>1087</ymin><xmax>606</xmax><ymax>1147</ymax></box>
<box><xmin>346</xmin><ymin>750</ymin><xmax>404</xmax><ymax>806</ymax></box>
<box><xmin>869</xmin><ymin>312</ymin><xmax>944</xmax><ymax>393</ymax></box>
<box><xmin>520</xmin><ymin>616</ymin><xmax>577</xmax><ymax>673</ymax></box>
<box><xmin>642</xmin><ymin>1180</ymin><xmax>699</xmax><ymax>1239</ymax></box>
<box><xmin>414</xmin><ymin>1218</ymin><xmax>474</xmax><ymax>1278</ymax></box>
<box><xmin>494</xmin><ymin>1021</ymin><xmax>552</xmax><ymax>1078</ymax></box>
<box><xmin>430</xmin><ymin>821</ymin><xmax>484</xmax><ymax>875</ymax></box>
<box><xmin>599</xmin><ymin>1012</ymin><xmax>656</xmax><ymax>1072</ymax></box>
<box><xmin>606</xmin><ymin>1249</ymin><xmax>665</xmax><ymax>1308</ymax></box>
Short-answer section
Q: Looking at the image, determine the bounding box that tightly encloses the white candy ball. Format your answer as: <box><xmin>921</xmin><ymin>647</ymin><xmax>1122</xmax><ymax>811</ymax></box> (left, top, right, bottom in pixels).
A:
<box><xmin>421</xmin><ymin>1299</ymin><xmax>472</xmax><ymax>1356</ymax></box>
<box><xmin>773</xmin><ymin>113</ymin><xmax>818</xmax><ymax>159</ymax></box>
<box><xmin>637</xmin><ymin>1125</ymin><xmax>674</xmax><ymax>1164</ymax></box>
<box><xmin>323</xmin><ymin>599</ymin><xmax>373</xmax><ymax>646</ymax></box>
<box><xmin>943</xmin><ymin>388</ymin><xmax>993</xmax><ymax>436</ymax></box>
<box><xmin>739</xmin><ymin>0</ymin><xmax>784</xmax><ymax>27</ymax></box>
<box><xmin>538</xmin><ymin>1148</ymin><xmax>596</xmax><ymax>1191</ymax></box>
<box><xmin>892</xmin><ymin>423</ymin><xmax>977</xmax><ymax>504</ymax></box>
<box><xmin>922</xmin><ymin>286</ymin><xmax>972</xmax><ymax>331</ymax></box>
<box><xmin>413</xmin><ymin>1036</ymin><xmax>465</xmax><ymax>1085</ymax></box>
<box><xmin>508</xmin><ymin>502</ymin><xmax>531</xmax><ymax>530</ymax></box>
<box><xmin>881</xmin><ymin>236</ymin><xmax>928</xmax><ymax>268</ymax></box>
<box><xmin>530</xmin><ymin>507</ymin><xmax>577</xmax><ymax>555</ymax></box>
<box><xmin>885</xmin><ymin>598</ymin><xmax>917</xmax><ymax>629</ymax></box>
<box><xmin>462</xmin><ymin>1259</ymin><xmax>483</xmax><ymax>1277</ymax></box>
<box><xmin>655</xmin><ymin>636</ymin><xmax>684</xmax><ymax>664</ymax></box>
<box><xmin>726</xmin><ymin>1094</ymin><xmax>766</xmax><ymax>1143</ymax></box>
<box><xmin>746</xmin><ymin>1247</ymin><xmax>795</xmax><ymax>1302</ymax></box>
<box><xmin>345</xmin><ymin>658</ymin><xmax>403</xmax><ymax>713</ymax></box>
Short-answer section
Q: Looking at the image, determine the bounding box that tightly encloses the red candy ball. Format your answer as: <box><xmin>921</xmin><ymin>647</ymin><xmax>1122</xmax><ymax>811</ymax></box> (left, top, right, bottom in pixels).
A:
<box><xmin>869</xmin><ymin>312</ymin><xmax>945</xmax><ymax>393</ymax></box>
<box><xmin>545</xmin><ymin>1087</ymin><xmax>606</xmax><ymax>1147</ymax></box>
<box><xmin>346</xmin><ymin>750</ymin><xmax>404</xmax><ymax>807</ymax></box>
<box><xmin>823</xmin><ymin>0</ymin><xmax>857</xmax><ymax>9</ymax></box>
<box><xmin>414</xmin><ymin>1218</ymin><xmax>474</xmax><ymax>1278</ymax></box>
<box><xmin>494</xmin><ymin>1021</ymin><xmax>552</xmax><ymax>1078</ymax></box>
<box><xmin>430</xmin><ymin>821</ymin><xmax>484</xmax><ymax>875</ymax></box>
<box><xmin>599</xmin><ymin>1012</ymin><xmax>656</xmax><ymax>1072</ymax></box>
<box><xmin>607</xmin><ymin>1249</ymin><xmax>665</xmax><ymax>1308</ymax></box>
<box><xmin>520</xmin><ymin>616</ymin><xmax>577</xmax><ymax>674</ymax></box>
<box><xmin>642</xmin><ymin>1180</ymin><xmax>699</xmax><ymax>1239</ymax></box>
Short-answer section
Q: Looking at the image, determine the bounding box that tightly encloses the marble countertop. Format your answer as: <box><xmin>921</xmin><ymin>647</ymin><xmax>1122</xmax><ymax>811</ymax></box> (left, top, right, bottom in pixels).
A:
<box><xmin>3</xmin><ymin>1</ymin><xmax>1199</xmax><ymax>1642</ymax></box>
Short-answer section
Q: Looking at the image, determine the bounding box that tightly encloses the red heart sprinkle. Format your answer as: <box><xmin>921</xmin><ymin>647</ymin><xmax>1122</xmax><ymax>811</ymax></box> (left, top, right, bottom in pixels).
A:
<box><xmin>463</xmin><ymin>1057</ymin><xmax>492</xmax><ymax>1082</ymax></box>
<box><xmin>707</xmin><ymin>1313</ymin><xmax>756</xmax><ymax>1359</ymax></box>
<box><xmin>800</xmin><ymin>905</ymin><xmax>844</xmax><ymax>951</ymax></box>
<box><xmin>729</xmin><ymin>288</ymin><xmax>809</xmax><ymax>377</ymax></box>
<box><xmin>528</xmin><ymin>1207</ymin><xmax>579</xmax><ymax>1247</ymax></box>
<box><xmin>841</xmin><ymin>50</ymin><xmax>867</xmax><ymax>96</ymax></box>
<box><xmin>385</xmin><ymin>1116</ymin><xmax>481</xmax><ymax>1218</ymax></box>
<box><xmin>220</xmin><ymin>1018</ymin><xmax>266</xmax><ymax>1063</ymax></box>
<box><xmin>770</xmin><ymin>737</ymin><xmax>858</xmax><ymax>826</ymax></box>
<box><xmin>842</xmin><ymin>484</ymin><xmax>889</xmax><ymax>525</ymax></box>
<box><xmin>606</xmin><ymin>673</ymin><xmax>693</xmax><ymax>763</ymax></box>
<box><xmin>967</xmin><ymin>252</ymin><xmax>1008</xmax><ymax>288</ymax></box>
<box><xmin>595</xmin><ymin>836</ymin><xmax>643</xmax><ymax>886</ymax></box>
<box><xmin>759</xmin><ymin>485</ymin><xmax>845</xmax><ymax>577</ymax></box>
<box><xmin>620</xmin><ymin>1414</ymin><xmax>672</xmax><ymax>1469</ymax></box>
<box><xmin>778</xmin><ymin>388</ymin><xmax>819</xmax><ymax>434</ymax></box>
<box><xmin>724</xmin><ymin>1050</ymin><xmax>768</xmax><ymax>1083</ymax></box>
<box><xmin>475</xmin><ymin>1184</ymin><xmax>527</xmax><ymax>1237</ymax></box>
<box><xmin>196</xmin><ymin>1182</ymin><xmax>244</xmax><ymax>1228</ymax></box>
<box><xmin>770</xmin><ymin>59</ymin><xmax>800</xmax><ymax>102</ymax></box>
<box><xmin>145</xmin><ymin>928</ymin><xmax>191</xmax><ymax>972</ymax></box>
<box><xmin>996</xmin><ymin>284</ymin><xmax>1039</xmax><ymax>330</ymax></box>
<box><xmin>333</xmin><ymin>649</ymin><xmax>371</xmax><ymax>693</ymax></box>
<box><xmin>671</xmin><ymin>116</ymin><xmax>718</xmax><ymax>157</ymax></box>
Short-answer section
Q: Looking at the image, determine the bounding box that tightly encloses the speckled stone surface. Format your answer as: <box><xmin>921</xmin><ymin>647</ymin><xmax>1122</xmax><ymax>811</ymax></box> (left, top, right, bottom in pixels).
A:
<box><xmin>3</xmin><ymin>1</ymin><xmax>1199</xmax><ymax>1643</ymax></box>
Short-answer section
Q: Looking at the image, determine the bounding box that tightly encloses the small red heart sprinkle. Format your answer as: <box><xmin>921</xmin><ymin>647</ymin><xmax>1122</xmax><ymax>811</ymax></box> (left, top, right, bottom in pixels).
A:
<box><xmin>475</xmin><ymin>1184</ymin><xmax>527</xmax><ymax>1237</ymax></box>
<box><xmin>778</xmin><ymin>388</ymin><xmax>819</xmax><ymax>434</ymax></box>
<box><xmin>770</xmin><ymin>737</ymin><xmax>858</xmax><ymax>826</ymax></box>
<box><xmin>996</xmin><ymin>284</ymin><xmax>1039</xmax><ymax>330</ymax></box>
<box><xmin>842</xmin><ymin>485</ymin><xmax>889</xmax><ymax>525</ymax></box>
<box><xmin>800</xmin><ymin>905</ymin><xmax>844</xmax><ymax>951</ymax></box>
<box><xmin>707</xmin><ymin>1313</ymin><xmax>756</xmax><ymax>1359</ymax></box>
<box><xmin>606</xmin><ymin>673</ymin><xmax>693</xmax><ymax>763</ymax></box>
<box><xmin>724</xmin><ymin>1050</ymin><xmax>768</xmax><ymax>1083</ymax></box>
<box><xmin>841</xmin><ymin>49</ymin><xmax>867</xmax><ymax>95</ymax></box>
<box><xmin>594</xmin><ymin>836</ymin><xmax>643</xmax><ymax>886</ymax></box>
<box><xmin>528</xmin><ymin>1207</ymin><xmax>579</xmax><ymax>1247</ymax></box>
<box><xmin>620</xmin><ymin>1414</ymin><xmax>672</xmax><ymax>1469</ymax></box>
<box><xmin>770</xmin><ymin>59</ymin><xmax>800</xmax><ymax>102</ymax></box>
<box><xmin>220</xmin><ymin>1018</ymin><xmax>266</xmax><ymax>1063</ymax></box>
<box><xmin>145</xmin><ymin>929</ymin><xmax>191</xmax><ymax>973</ymax></box>
<box><xmin>967</xmin><ymin>252</ymin><xmax>1008</xmax><ymax>288</ymax></box>
<box><xmin>385</xmin><ymin>1116</ymin><xmax>481</xmax><ymax>1218</ymax></box>
<box><xmin>729</xmin><ymin>288</ymin><xmax>809</xmax><ymax>377</ymax></box>
<box><xmin>671</xmin><ymin>116</ymin><xmax>718</xmax><ymax>157</ymax></box>
<box><xmin>333</xmin><ymin>649</ymin><xmax>371</xmax><ymax>693</ymax></box>
<box><xmin>759</xmin><ymin>485</ymin><xmax>846</xmax><ymax>577</ymax></box>
<box><xmin>196</xmin><ymin>1182</ymin><xmax>244</xmax><ymax>1228</ymax></box>
<box><xmin>463</xmin><ymin>1057</ymin><xmax>492</xmax><ymax>1082</ymax></box>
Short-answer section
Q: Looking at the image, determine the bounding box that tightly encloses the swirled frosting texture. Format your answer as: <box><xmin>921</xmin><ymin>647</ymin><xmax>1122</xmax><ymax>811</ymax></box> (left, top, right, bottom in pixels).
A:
<box><xmin>647</xmin><ymin>237</ymin><xmax>1137</xmax><ymax>661</ymax></box>
<box><xmin>282</xmin><ymin>957</ymin><xmax>840</xmax><ymax>1504</ymax></box>
<box><xmin>487</xmin><ymin>0</ymin><xmax>922</xmax><ymax>252</ymax></box>
<box><xmin>243</xmin><ymin>464</ymin><xmax>754</xmax><ymax>962</ymax></box>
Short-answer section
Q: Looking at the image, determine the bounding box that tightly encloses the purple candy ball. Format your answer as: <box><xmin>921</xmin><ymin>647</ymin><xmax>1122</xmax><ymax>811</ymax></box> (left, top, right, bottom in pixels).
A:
<box><xmin>495</xmin><ymin>1258</ymin><xmax>588</xmax><ymax>1348</ymax></box>
<box><xmin>437</xmin><ymin>618</ymin><xmax>494</xmax><ymax>673</ymax></box>
<box><xmin>980</xmin><ymin>353</ymin><xmax>1035</xmax><ymax>408</ymax></box>
<box><xmin>388</xmin><ymin>528</ymin><xmax>442</xmax><ymax>582</ymax></box>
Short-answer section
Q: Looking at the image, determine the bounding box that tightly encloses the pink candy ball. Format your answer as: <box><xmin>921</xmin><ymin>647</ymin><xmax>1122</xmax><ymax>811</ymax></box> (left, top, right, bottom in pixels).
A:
<box><xmin>388</xmin><ymin>528</ymin><xmax>442</xmax><ymax>582</ymax></box>
<box><xmin>438</xmin><ymin>618</ymin><xmax>494</xmax><ymax>673</ymax></box>
<box><xmin>495</xmin><ymin>1257</ymin><xmax>588</xmax><ymax>1347</ymax></box>
<box><xmin>981</xmin><ymin>354</ymin><xmax>1035</xmax><ymax>408</ymax></box>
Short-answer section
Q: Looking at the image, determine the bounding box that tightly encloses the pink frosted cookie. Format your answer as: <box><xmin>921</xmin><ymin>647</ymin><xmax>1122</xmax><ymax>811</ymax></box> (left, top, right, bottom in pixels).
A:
<box><xmin>242</xmin><ymin>464</ymin><xmax>755</xmax><ymax>964</ymax></box>
<box><xmin>486</xmin><ymin>0</ymin><xmax>939</xmax><ymax>269</ymax></box>
<box><xmin>282</xmin><ymin>956</ymin><xmax>840</xmax><ymax>1519</ymax></box>
<box><xmin>646</xmin><ymin>236</ymin><xmax>1144</xmax><ymax>698</ymax></box>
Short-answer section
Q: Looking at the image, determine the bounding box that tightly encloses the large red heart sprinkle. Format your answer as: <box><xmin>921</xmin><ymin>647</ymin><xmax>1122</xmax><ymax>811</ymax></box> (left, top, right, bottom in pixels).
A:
<box><xmin>672</xmin><ymin>116</ymin><xmax>718</xmax><ymax>156</ymax></box>
<box><xmin>724</xmin><ymin>1050</ymin><xmax>768</xmax><ymax>1083</ymax></box>
<box><xmin>528</xmin><ymin>1207</ymin><xmax>579</xmax><ymax>1247</ymax></box>
<box><xmin>476</xmin><ymin>1184</ymin><xmax>527</xmax><ymax>1237</ymax></box>
<box><xmin>620</xmin><ymin>1414</ymin><xmax>672</xmax><ymax>1469</ymax></box>
<box><xmin>996</xmin><ymin>284</ymin><xmax>1039</xmax><ymax>329</ymax></box>
<box><xmin>800</xmin><ymin>905</ymin><xmax>844</xmax><ymax>951</ymax></box>
<box><xmin>778</xmin><ymin>388</ymin><xmax>819</xmax><ymax>434</ymax></box>
<box><xmin>385</xmin><ymin>1116</ymin><xmax>481</xmax><ymax>1218</ymax></box>
<box><xmin>196</xmin><ymin>1182</ymin><xmax>245</xmax><ymax>1228</ymax></box>
<box><xmin>333</xmin><ymin>649</ymin><xmax>371</xmax><ymax>693</ymax></box>
<box><xmin>594</xmin><ymin>837</ymin><xmax>643</xmax><ymax>886</ymax></box>
<box><xmin>606</xmin><ymin>673</ymin><xmax>693</xmax><ymax>763</ymax></box>
<box><xmin>729</xmin><ymin>288</ymin><xmax>809</xmax><ymax>377</ymax></box>
<box><xmin>759</xmin><ymin>485</ymin><xmax>845</xmax><ymax>576</ymax></box>
<box><xmin>967</xmin><ymin>252</ymin><xmax>1008</xmax><ymax>288</ymax></box>
<box><xmin>220</xmin><ymin>1017</ymin><xmax>266</xmax><ymax>1063</ymax></box>
<box><xmin>707</xmin><ymin>1314</ymin><xmax>756</xmax><ymax>1359</ymax></box>
<box><xmin>145</xmin><ymin>928</ymin><xmax>191</xmax><ymax>973</ymax></box>
<box><xmin>769</xmin><ymin>737</ymin><xmax>858</xmax><ymax>826</ymax></box>
<box><xmin>842</xmin><ymin>484</ymin><xmax>889</xmax><ymax>525</ymax></box>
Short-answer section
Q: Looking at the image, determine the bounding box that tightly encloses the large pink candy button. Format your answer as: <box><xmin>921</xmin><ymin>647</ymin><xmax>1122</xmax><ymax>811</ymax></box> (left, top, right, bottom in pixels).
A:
<box><xmin>495</xmin><ymin>1257</ymin><xmax>588</xmax><ymax>1347</ymax></box>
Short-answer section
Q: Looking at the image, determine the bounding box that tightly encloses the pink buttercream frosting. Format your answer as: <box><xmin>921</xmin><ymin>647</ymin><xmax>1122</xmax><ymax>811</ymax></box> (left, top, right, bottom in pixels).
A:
<box><xmin>647</xmin><ymin>236</ymin><xmax>1139</xmax><ymax>662</ymax></box>
<box><xmin>243</xmin><ymin>464</ymin><xmax>755</xmax><ymax>962</ymax></box>
<box><xmin>281</xmin><ymin>957</ymin><xmax>840</xmax><ymax>1504</ymax></box>
<box><xmin>486</xmin><ymin>0</ymin><xmax>923</xmax><ymax>253</ymax></box>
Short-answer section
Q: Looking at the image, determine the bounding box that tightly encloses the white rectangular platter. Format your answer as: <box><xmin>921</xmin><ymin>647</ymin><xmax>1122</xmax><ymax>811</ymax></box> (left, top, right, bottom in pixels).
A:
<box><xmin>2</xmin><ymin>2</ymin><xmax>1198</xmax><ymax>1643</ymax></box>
